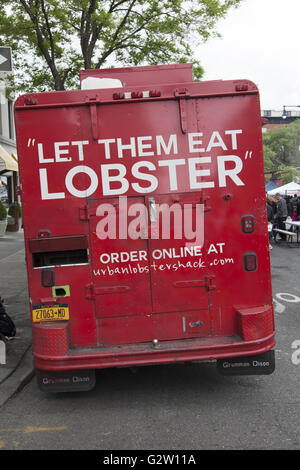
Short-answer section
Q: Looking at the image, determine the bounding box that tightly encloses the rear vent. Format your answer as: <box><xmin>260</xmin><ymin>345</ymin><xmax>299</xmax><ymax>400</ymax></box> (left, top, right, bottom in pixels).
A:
<box><xmin>29</xmin><ymin>235</ymin><xmax>89</xmax><ymax>267</ymax></box>
<box><xmin>33</xmin><ymin>249</ymin><xmax>88</xmax><ymax>267</ymax></box>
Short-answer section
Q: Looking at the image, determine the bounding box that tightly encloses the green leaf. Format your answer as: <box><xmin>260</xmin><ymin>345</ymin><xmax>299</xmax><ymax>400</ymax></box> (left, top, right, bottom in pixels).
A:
<box><xmin>0</xmin><ymin>0</ymin><xmax>242</xmax><ymax>93</ymax></box>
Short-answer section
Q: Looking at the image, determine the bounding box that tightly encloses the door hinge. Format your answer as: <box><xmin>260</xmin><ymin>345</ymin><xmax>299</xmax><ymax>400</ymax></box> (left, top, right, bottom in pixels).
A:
<box><xmin>205</xmin><ymin>275</ymin><xmax>216</xmax><ymax>291</ymax></box>
<box><xmin>85</xmin><ymin>95</ymin><xmax>100</xmax><ymax>140</ymax></box>
<box><xmin>85</xmin><ymin>283</ymin><xmax>94</xmax><ymax>300</ymax></box>
<box><xmin>79</xmin><ymin>205</ymin><xmax>98</xmax><ymax>221</ymax></box>
<box><xmin>174</xmin><ymin>88</ymin><xmax>189</xmax><ymax>134</ymax></box>
<box><xmin>199</xmin><ymin>195</ymin><xmax>211</xmax><ymax>212</ymax></box>
<box><xmin>79</xmin><ymin>206</ymin><xmax>89</xmax><ymax>221</ymax></box>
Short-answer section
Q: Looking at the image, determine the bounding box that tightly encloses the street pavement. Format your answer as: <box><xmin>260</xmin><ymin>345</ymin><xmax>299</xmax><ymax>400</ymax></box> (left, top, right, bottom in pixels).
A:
<box><xmin>0</xmin><ymin>230</ymin><xmax>299</xmax><ymax>449</ymax></box>
<box><xmin>0</xmin><ymin>228</ymin><xmax>299</xmax><ymax>420</ymax></box>
<box><xmin>0</xmin><ymin>229</ymin><xmax>33</xmax><ymax>408</ymax></box>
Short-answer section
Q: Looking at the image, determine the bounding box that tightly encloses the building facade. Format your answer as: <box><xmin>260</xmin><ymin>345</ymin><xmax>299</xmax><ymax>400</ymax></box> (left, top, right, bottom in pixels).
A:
<box><xmin>0</xmin><ymin>77</ymin><xmax>18</xmax><ymax>204</ymax></box>
<box><xmin>261</xmin><ymin>109</ymin><xmax>300</xmax><ymax>132</ymax></box>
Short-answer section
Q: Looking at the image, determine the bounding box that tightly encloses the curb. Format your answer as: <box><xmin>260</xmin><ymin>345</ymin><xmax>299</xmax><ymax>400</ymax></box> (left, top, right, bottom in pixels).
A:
<box><xmin>0</xmin><ymin>345</ymin><xmax>34</xmax><ymax>408</ymax></box>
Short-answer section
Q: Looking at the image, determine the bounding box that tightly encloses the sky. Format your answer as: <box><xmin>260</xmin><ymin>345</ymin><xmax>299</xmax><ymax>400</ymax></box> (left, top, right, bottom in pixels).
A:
<box><xmin>196</xmin><ymin>0</ymin><xmax>300</xmax><ymax>111</ymax></box>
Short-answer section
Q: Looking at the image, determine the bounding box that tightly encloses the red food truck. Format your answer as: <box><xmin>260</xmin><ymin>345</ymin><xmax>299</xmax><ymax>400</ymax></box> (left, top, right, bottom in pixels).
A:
<box><xmin>14</xmin><ymin>64</ymin><xmax>275</xmax><ymax>392</ymax></box>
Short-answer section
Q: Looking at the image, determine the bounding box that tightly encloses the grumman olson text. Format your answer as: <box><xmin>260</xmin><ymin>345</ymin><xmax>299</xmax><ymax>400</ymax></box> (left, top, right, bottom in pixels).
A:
<box><xmin>33</xmin><ymin>130</ymin><xmax>248</xmax><ymax>200</ymax></box>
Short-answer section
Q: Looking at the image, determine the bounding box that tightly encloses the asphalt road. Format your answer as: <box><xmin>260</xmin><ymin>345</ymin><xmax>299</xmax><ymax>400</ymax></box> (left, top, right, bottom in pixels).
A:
<box><xmin>0</xmin><ymin>241</ymin><xmax>299</xmax><ymax>451</ymax></box>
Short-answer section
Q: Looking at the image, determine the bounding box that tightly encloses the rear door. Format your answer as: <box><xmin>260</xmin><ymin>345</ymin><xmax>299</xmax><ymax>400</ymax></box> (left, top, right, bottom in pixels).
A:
<box><xmin>145</xmin><ymin>192</ymin><xmax>210</xmax><ymax>313</ymax></box>
<box><xmin>88</xmin><ymin>196</ymin><xmax>152</xmax><ymax>318</ymax></box>
<box><xmin>87</xmin><ymin>191</ymin><xmax>212</xmax><ymax>346</ymax></box>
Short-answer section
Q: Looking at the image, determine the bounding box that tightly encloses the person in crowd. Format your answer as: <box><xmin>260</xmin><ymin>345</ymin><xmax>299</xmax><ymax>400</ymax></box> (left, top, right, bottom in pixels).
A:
<box><xmin>269</xmin><ymin>194</ymin><xmax>277</xmax><ymax>215</ymax></box>
<box><xmin>291</xmin><ymin>193</ymin><xmax>298</xmax><ymax>204</ymax></box>
<box><xmin>266</xmin><ymin>195</ymin><xmax>274</xmax><ymax>250</ymax></box>
<box><xmin>285</xmin><ymin>196</ymin><xmax>293</xmax><ymax>217</ymax></box>
<box><xmin>291</xmin><ymin>197</ymin><xmax>298</xmax><ymax>221</ymax></box>
<box><xmin>0</xmin><ymin>297</ymin><xmax>16</xmax><ymax>340</ymax></box>
<box><xmin>274</xmin><ymin>193</ymin><xmax>288</xmax><ymax>240</ymax></box>
<box><xmin>296</xmin><ymin>197</ymin><xmax>300</xmax><ymax>221</ymax></box>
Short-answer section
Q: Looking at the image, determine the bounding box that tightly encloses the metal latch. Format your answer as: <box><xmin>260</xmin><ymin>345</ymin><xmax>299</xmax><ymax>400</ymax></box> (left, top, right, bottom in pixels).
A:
<box><xmin>188</xmin><ymin>320</ymin><xmax>203</xmax><ymax>328</ymax></box>
<box><xmin>174</xmin><ymin>275</ymin><xmax>216</xmax><ymax>291</ymax></box>
<box><xmin>85</xmin><ymin>284</ymin><xmax>130</xmax><ymax>299</ymax></box>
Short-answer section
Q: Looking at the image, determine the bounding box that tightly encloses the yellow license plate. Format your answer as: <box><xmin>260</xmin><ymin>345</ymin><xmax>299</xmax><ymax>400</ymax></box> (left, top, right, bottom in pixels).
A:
<box><xmin>32</xmin><ymin>304</ymin><xmax>69</xmax><ymax>323</ymax></box>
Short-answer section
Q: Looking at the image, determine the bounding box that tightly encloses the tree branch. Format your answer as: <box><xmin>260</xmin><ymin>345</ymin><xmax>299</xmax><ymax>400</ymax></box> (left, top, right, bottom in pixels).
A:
<box><xmin>19</xmin><ymin>0</ymin><xmax>64</xmax><ymax>89</ymax></box>
<box><xmin>40</xmin><ymin>0</ymin><xmax>55</xmax><ymax>61</ymax></box>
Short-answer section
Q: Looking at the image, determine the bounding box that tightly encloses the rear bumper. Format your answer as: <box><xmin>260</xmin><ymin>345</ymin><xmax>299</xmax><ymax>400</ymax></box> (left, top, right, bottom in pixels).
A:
<box><xmin>33</xmin><ymin>333</ymin><xmax>276</xmax><ymax>371</ymax></box>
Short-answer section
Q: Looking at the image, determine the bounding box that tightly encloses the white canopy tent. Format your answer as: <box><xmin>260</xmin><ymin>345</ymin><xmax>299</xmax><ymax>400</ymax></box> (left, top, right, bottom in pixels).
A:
<box><xmin>267</xmin><ymin>181</ymin><xmax>300</xmax><ymax>195</ymax></box>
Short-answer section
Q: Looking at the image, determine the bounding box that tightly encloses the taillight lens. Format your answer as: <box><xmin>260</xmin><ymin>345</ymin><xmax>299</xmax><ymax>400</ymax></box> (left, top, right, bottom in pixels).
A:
<box><xmin>131</xmin><ymin>91</ymin><xmax>143</xmax><ymax>98</ymax></box>
<box><xmin>237</xmin><ymin>306</ymin><xmax>274</xmax><ymax>341</ymax></box>
<box><xmin>112</xmin><ymin>92</ymin><xmax>125</xmax><ymax>100</ymax></box>
<box><xmin>112</xmin><ymin>90</ymin><xmax>161</xmax><ymax>99</ymax></box>
<box><xmin>41</xmin><ymin>269</ymin><xmax>55</xmax><ymax>287</ymax></box>
<box><xmin>149</xmin><ymin>90</ymin><xmax>161</xmax><ymax>97</ymax></box>
<box><xmin>235</xmin><ymin>84</ymin><xmax>248</xmax><ymax>92</ymax></box>
<box><xmin>242</xmin><ymin>215</ymin><xmax>255</xmax><ymax>233</ymax></box>
<box><xmin>244</xmin><ymin>253</ymin><xmax>257</xmax><ymax>272</ymax></box>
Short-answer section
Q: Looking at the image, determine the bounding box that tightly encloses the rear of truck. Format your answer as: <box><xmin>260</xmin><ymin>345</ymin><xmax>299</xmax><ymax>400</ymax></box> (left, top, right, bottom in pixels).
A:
<box><xmin>14</xmin><ymin>64</ymin><xmax>275</xmax><ymax>392</ymax></box>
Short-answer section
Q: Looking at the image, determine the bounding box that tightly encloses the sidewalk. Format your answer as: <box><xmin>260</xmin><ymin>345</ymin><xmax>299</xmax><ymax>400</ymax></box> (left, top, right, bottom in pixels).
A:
<box><xmin>0</xmin><ymin>229</ymin><xmax>34</xmax><ymax>408</ymax></box>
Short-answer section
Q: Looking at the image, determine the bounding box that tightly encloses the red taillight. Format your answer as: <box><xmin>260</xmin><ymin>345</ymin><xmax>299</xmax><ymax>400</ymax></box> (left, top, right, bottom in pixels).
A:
<box><xmin>41</xmin><ymin>269</ymin><xmax>55</xmax><ymax>287</ymax></box>
<box><xmin>244</xmin><ymin>253</ymin><xmax>257</xmax><ymax>272</ymax></box>
<box><xmin>237</xmin><ymin>306</ymin><xmax>274</xmax><ymax>341</ymax></box>
<box><xmin>24</xmin><ymin>96</ymin><xmax>37</xmax><ymax>105</ymax></box>
<box><xmin>33</xmin><ymin>323</ymin><xmax>68</xmax><ymax>356</ymax></box>
<box><xmin>112</xmin><ymin>92</ymin><xmax>125</xmax><ymax>100</ymax></box>
<box><xmin>242</xmin><ymin>215</ymin><xmax>255</xmax><ymax>233</ymax></box>
<box><xmin>112</xmin><ymin>90</ymin><xmax>161</xmax><ymax>99</ymax></box>
<box><xmin>149</xmin><ymin>90</ymin><xmax>161</xmax><ymax>97</ymax></box>
<box><xmin>235</xmin><ymin>84</ymin><xmax>248</xmax><ymax>92</ymax></box>
<box><xmin>131</xmin><ymin>91</ymin><xmax>143</xmax><ymax>99</ymax></box>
